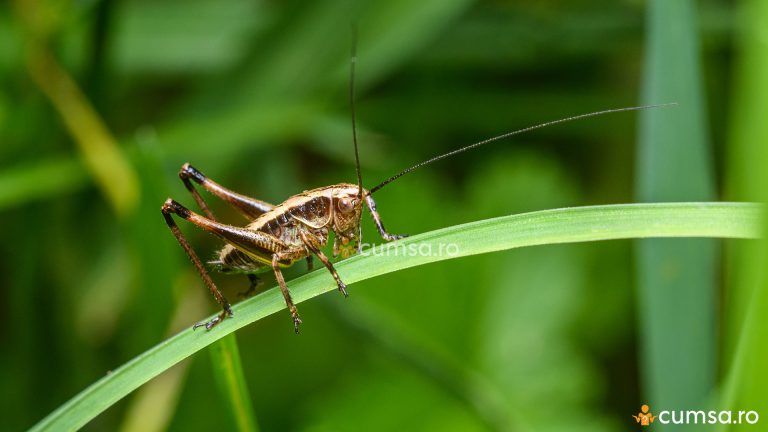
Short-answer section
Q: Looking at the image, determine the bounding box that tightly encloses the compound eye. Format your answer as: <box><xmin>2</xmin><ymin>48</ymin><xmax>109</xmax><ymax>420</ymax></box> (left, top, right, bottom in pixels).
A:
<box><xmin>338</xmin><ymin>198</ymin><xmax>355</xmax><ymax>213</ymax></box>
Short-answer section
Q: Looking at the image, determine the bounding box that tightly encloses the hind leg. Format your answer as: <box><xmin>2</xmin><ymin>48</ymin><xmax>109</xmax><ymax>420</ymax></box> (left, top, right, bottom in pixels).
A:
<box><xmin>162</xmin><ymin>199</ymin><xmax>287</xmax><ymax>329</ymax></box>
<box><xmin>161</xmin><ymin>201</ymin><xmax>232</xmax><ymax>330</ymax></box>
<box><xmin>178</xmin><ymin>163</ymin><xmax>274</xmax><ymax>220</ymax></box>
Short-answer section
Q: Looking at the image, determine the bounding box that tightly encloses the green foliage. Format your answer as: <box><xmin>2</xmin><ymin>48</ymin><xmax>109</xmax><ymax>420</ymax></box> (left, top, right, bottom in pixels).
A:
<box><xmin>208</xmin><ymin>335</ymin><xmax>259</xmax><ymax>432</ymax></box>
<box><xmin>636</xmin><ymin>2</ymin><xmax>717</xmax><ymax>429</ymax></box>
<box><xmin>0</xmin><ymin>1</ymin><xmax>762</xmax><ymax>432</ymax></box>
<box><xmin>30</xmin><ymin>203</ymin><xmax>760</xmax><ymax>432</ymax></box>
<box><xmin>721</xmin><ymin>0</ymin><xmax>768</xmax><ymax>430</ymax></box>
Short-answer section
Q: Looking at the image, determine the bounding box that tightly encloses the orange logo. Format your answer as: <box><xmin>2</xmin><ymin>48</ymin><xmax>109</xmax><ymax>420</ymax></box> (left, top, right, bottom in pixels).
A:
<box><xmin>633</xmin><ymin>404</ymin><xmax>656</xmax><ymax>426</ymax></box>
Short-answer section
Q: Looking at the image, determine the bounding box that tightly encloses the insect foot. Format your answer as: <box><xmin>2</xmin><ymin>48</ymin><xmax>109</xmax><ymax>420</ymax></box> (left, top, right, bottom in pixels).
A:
<box><xmin>384</xmin><ymin>233</ymin><xmax>408</xmax><ymax>242</ymax></box>
<box><xmin>292</xmin><ymin>313</ymin><xmax>303</xmax><ymax>334</ymax></box>
<box><xmin>193</xmin><ymin>305</ymin><xmax>233</xmax><ymax>331</ymax></box>
<box><xmin>337</xmin><ymin>281</ymin><xmax>349</xmax><ymax>298</ymax></box>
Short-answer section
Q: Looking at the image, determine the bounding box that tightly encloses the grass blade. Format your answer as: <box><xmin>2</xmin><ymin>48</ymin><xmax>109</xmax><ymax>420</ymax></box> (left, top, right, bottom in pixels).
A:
<box><xmin>118</xmin><ymin>287</ymin><xmax>209</xmax><ymax>432</ymax></box>
<box><xmin>720</xmin><ymin>0</ymin><xmax>768</xmax><ymax>427</ymax></box>
<box><xmin>15</xmin><ymin>1</ymin><xmax>139</xmax><ymax>217</ymax></box>
<box><xmin>28</xmin><ymin>202</ymin><xmax>761</xmax><ymax>431</ymax></box>
<box><xmin>208</xmin><ymin>335</ymin><xmax>259</xmax><ymax>432</ymax></box>
<box><xmin>636</xmin><ymin>0</ymin><xmax>716</xmax><ymax>423</ymax></box>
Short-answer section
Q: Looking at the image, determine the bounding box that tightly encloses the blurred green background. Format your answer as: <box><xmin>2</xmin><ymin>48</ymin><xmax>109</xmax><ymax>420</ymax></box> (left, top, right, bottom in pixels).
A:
<box><xmin>2</xmin><ymin>0</ymin><xmax>766</xmax><ymax>431</ymax></box>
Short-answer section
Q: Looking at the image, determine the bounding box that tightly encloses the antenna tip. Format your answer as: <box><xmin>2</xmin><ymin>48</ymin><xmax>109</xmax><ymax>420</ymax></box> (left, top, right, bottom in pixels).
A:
<box><xmin>648</xmin><ymin>102</ymin><xmax>678</xmax><ymax>108</ymax></box>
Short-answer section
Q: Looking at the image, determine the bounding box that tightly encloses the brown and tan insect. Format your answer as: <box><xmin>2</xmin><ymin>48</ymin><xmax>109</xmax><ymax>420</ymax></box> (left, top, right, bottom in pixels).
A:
<box><xmin>161</xmin><ymin>47</ymin><xmax>672</xmax><ymax>332</ymax></box>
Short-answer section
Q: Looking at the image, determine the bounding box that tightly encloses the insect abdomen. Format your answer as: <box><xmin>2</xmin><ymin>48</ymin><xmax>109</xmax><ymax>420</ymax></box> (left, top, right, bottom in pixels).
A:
<box><xmin>209</xmin><ymin>246</ymin><xmax>263</xmax><ymax>273</ymax></box>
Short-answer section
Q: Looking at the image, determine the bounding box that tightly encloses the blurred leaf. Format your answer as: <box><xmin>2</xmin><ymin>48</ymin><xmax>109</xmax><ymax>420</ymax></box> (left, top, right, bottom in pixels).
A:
<box><xmin>469</xmin><ymin>154</ymin><xmax>614</xmax><ymax>431</ymax></box>
<box><xmin>149</xmin><ymin>0</ymin><xmax>474</xmax><ymax>166</ymax></box>
<box><xmin>75</xmin><ymin>241</ymin><xmax>131</xmax><ymax>344</ymax></box>
<box><xmin>720</xmin><ymin>0</ymin><xmax>768</xmax><ymax>429</ymax></box>
<box><xmin>112</xmin><ymin>0</ymin><xmax>266</xmax><ymax>74</ymax></box>
<box><xmin>635</xmin><ymin>0</ymin><xmax>716</xmax><ymax>427</ymax></box>
<box><xmin>301</xmin><ymin>363</ymin><xmax>483</xmax><ymax>432</ymax></box>
<box><xmin>322</xmin><ymin>297</ymin><xmax>512</xmax><ymax>431</ymax></box>
<box><xmin>0</xmin><ymin>156</ymin><xmax>88</xmax><ymax>208</ymax></box>
<box><xmin>24</xmin><ymin>44</ymin><xmax>140</xmax><ymax>216</ymax></box>
<box><xmin>119</xmin><ymin>283</ymin><xmax>208</xmax><ymax>432</ymax></box>
<box><xmin>208</xmin><ymin>335</ymin><xmax>259</xmax><ymax>432</ymax></box>
<box><xmin>29</xmin><ymin>202</ymin><xmax>760</xmax><ymax>431</ymax></box>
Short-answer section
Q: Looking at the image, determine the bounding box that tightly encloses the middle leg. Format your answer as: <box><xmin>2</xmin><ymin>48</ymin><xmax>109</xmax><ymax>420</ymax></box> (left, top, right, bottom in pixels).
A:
<box><xmin>238</xmin><ymin>274</ymin><xmax>263</xmax><ymax>298</ymax></box>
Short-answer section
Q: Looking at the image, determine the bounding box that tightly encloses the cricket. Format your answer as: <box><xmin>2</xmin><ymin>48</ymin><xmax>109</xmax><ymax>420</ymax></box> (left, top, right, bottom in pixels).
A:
<box><xmin>161</xmin><ymin>43</ymin><xmax>672</xmax><ymax>333</ymax></box>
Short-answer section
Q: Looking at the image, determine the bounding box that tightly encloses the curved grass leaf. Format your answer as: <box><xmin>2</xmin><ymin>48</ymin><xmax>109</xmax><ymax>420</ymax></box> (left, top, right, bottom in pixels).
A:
<box><xmin>30</xmin><ymin>202</ymin><xmax>761</xmax><ymax>431</ymax></box>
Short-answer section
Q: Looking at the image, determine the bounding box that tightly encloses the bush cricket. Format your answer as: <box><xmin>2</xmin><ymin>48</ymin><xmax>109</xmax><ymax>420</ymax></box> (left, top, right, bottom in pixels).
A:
<box><xmin>161</xmin><ymin>47</ymin><xmax>673</xmax><ymax>332</ymax></box>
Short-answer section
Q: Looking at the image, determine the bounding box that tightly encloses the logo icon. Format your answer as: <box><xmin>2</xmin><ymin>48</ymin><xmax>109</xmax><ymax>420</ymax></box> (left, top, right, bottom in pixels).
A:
<box><xmin>633</xmin><ymin>404</ymin><xmax>656</xmax><ymax>426</ymax></box>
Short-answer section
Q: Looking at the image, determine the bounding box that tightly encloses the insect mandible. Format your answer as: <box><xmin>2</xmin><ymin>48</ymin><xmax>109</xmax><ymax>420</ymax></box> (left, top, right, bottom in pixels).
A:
<box><xmin>161</xmin><ymin>43</ymin><xmax>673</xmax><ymax>332</ymax></box>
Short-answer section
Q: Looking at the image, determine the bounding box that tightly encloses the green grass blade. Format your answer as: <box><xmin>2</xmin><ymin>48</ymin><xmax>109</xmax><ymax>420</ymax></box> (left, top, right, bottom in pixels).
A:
<box><xmin>637</xmin><ymin>0</ymin><xmax>716</xmax><ymax>423</ymax></box>
<box><xmin>720</xmin><ymin>0</ymin><xmax>768</xmax><ymax>427</ymax></box>
<box><xmin>208</xmin><ymin>335</ymin><xmax>259</xmax><ymax>432</ymax></box>
<box><xmin>24</xmin><ymin>48</ymin><xmax>140</xmax><ymax>217</ymax></box>
<box><xmin>29</xmin><ymin>203</ymin><xmax>761</xmax><ymax>432</ymax></box>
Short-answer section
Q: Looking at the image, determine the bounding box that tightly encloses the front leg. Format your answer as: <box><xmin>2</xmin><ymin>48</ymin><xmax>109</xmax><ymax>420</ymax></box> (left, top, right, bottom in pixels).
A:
<box><xmin>365</xmin><ymin>195</ymin><xmax>407</xmax><ymax>242</ymax></box>
<box><xmin>300</xmin><ymin>231</ymin><xmax>348</xmax><ymax>297</ymax></box>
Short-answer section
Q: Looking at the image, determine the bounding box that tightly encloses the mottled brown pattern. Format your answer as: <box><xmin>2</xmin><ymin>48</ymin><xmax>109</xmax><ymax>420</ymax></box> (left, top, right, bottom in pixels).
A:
<box><xmin>164</xmin><ymin>165</ymin><xmax>404</xmax><ymax>332</ymax></box>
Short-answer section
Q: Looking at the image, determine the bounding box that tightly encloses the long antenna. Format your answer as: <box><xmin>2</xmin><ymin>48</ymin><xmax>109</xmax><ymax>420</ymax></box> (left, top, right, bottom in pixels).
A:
<box><xmin>350</xmin><ymin>25</ymin><xmax>363</xmax><ymax>200</ymax></box>
<box><xmin>369</xmin><ymin>103</ymin><xmax>676</xmax><ymax>194</ymax></box>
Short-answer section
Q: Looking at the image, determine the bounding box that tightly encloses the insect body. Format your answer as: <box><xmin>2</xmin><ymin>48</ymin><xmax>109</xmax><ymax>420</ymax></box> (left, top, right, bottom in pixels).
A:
<box><xmin>161</xmin><ymin>45</ymin><xmax>674</xmax><ymax>332</ymax></box>
<box><xmin>162</xmin><ymin>103</ymin><xmax>670</xmax><ymax>333</ymax></box>
<box><xmin>162</xmin><ymin>162</ymin><xmax>406</xmax><ymax>332</ymax></box>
